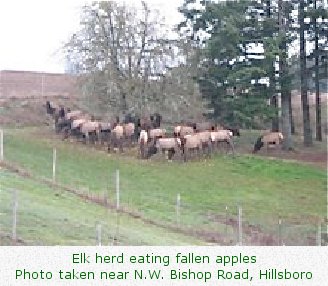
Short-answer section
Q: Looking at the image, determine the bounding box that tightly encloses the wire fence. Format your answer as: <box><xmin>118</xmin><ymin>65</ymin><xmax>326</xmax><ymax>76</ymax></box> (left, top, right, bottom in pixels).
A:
<box><xmin>0</xmin><ymin>129</ymin><xmax>327</xmax><ymax>246</ymax></box>
<box><xmin>0</xmin><ymin>187</ymin><xmax>327</xmax><ymax>246</ymax></box>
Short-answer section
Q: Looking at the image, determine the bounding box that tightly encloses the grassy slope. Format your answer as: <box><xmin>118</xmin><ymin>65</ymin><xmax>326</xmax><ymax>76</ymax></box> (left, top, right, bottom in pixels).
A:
<box><xmin>0</xmin><ymin>169</ymin><xmax>204</xmax><ymax>245</ymax></box>
<box><xmin>2</xmin><ymin>127</ymin><xmax>327</xmax><ymax>244</ymax></box>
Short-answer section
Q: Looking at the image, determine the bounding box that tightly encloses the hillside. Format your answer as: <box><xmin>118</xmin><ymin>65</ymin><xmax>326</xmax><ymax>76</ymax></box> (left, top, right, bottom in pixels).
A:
<box><xmin>0</xmin><ymin>127</ymin><xmax>326</xmax><ymax>245</ymax></box>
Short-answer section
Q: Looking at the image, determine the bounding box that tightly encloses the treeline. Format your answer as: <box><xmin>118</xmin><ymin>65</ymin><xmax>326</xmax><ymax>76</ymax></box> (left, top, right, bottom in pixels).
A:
<box><xmin>65</xmin><ymin>0</ymin><xmax>327</xmax><ymax>148</ymax></box>
<box><xmin>178</xmin><ymin>0</ymin><xmax>327</xmax><ymax>148</ymax></box>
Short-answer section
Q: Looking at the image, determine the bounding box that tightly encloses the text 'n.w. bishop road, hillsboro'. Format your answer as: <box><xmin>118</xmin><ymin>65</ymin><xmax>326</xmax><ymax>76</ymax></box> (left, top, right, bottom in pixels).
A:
<box><xmin>1</xmin><ymin>247</ymin><xmax>327</xmax><ymax>285</ymax></box>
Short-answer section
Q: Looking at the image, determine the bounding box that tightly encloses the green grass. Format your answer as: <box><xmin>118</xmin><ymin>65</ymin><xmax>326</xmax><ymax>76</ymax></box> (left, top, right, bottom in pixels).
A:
<box><xmin>0</xmin><ymin>170</ymin><xmax>204</xmax><ymax>245</ymax></box>
<box><xmin>2</xmin><ymin>127</ymin><xmax>326</xmax><ymax>245</ymax></box>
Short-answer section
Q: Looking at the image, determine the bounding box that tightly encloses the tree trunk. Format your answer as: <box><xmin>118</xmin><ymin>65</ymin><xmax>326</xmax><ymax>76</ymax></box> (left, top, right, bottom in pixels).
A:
<box><xmin>267</xmin><ymin>0</ymin><xmax>279</xmax><ymax>132</ymax></box>
<box><xmin>280</xmin><ymin>61</ymin><xmax>292</xmax><ymax>150</ymax></box>
<box><xmin>121</xmin><ymin>93</ymin><xmax>128</xmax><ymax>113</ymax></box>
<box><xmin>299</xmin><ymin>0</ymin><xmax>313</xmax><ymax>146</ymax></box>
<box><xmin>271</xmin><ymin>95</ymin><xmax>279</xmax><ymax>132</ymax></box>
<box><xmin>314</xmin><ymin>0</ymin><xmax>322</xmax><ymax>141</ymax></box>
<box><xmin>288</xmin><ymin>91</ymin><xmax>295</xmax><ymax>134</ymax></box>
<box><xmin>281</xmin><ymin>91</ymin><xmax>292</xmax><ymax>150</ymax></box>
<box><xmin>279</xmin><ymin>0</ymin><xmax>292</xmax><ymax>150</ymax></box>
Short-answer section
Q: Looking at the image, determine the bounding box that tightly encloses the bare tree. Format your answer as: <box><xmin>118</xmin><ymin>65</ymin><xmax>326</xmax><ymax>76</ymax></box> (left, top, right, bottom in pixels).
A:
<box><xmin>65</xmin><ymin>1</ymin><xmax>181</xmax><ymax>117</ymax></box>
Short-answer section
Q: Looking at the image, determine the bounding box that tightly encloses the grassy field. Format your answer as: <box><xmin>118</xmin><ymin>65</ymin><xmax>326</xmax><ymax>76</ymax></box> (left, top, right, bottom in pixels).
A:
<box><xmin>1</xmin><ymin>127</ymin><xmax>326</xmax><ymax>245</ymax></box>
<box><xmin>0</xmin><ymin>169</ymin><xmax>205</xmax><ymax>245</ymax></box>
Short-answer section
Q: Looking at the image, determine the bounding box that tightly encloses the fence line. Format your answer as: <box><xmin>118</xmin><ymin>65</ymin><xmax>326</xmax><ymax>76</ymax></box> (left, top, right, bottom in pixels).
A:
<box><xmin>0</xmin><ymin>184</ymin><xmax>323</xmax><ymax>246</ymax></box>
<box><xmin>0</xmin><ymin>146</ymin><xmax>324</xmax><ymax>246</ymax></box>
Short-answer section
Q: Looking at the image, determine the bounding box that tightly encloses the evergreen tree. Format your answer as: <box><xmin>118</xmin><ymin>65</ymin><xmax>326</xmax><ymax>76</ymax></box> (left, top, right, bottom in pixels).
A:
<box><xmin>300</xmin><ymin>0</ymin><xmax>313</xmax><ymax>146</ymax></box>
<box><xmin>306</xmin><ymin>0</ymin><xmax>328</xmax><ymax>141</ymax></box>
<box><xmin>179</xmin><ymin>0</ymin><xmax>274</xmax><ymax>128</ymax></box>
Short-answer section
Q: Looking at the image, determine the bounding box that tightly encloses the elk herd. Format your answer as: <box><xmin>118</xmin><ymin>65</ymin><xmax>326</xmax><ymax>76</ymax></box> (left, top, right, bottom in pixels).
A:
<box><xmin>46</xmin><ymin>101</ymin><xmax>284</xmax><ymax>162</ymax></box>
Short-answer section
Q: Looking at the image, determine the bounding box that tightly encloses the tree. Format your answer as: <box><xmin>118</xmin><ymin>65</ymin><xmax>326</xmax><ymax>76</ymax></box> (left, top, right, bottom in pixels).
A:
<box><xmin>299</xmin><ymin>0</ymin><xmax>313</xmax><ymax>146</ymax></box>
<box><xmin>263</xmin><ymin>0</ymin><xmax>280</xmax><ymax>132</ymax></box>
<box><xmin>278</xmin><ymin>0</ymin><xmax>293</xmax><ymax>150</ymax></box>
<box><xmin>65</xmin><ymin>1</ymin><xmax>178</xmax><ymax>117</ymax></box>
<box><xmin>306</xmin><ymin>0</ymin><xmax>328</xmax><ymax>141</ymax></box>
<box><xmin>179</xmin><ymin>0</ymin><xmax>275</xmax><ymax>128</ymax></box>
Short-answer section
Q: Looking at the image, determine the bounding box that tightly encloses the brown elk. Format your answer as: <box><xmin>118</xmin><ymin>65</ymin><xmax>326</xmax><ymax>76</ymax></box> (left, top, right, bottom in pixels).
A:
<box><xmin>253</xmin><ymin>132</ymin><xmax>283</xmax><ymax>153</ymax></box>
<box><xmin>210</xmin><ymin>130</ymin><xmax>235</xmax><ymax>155</ymax></box>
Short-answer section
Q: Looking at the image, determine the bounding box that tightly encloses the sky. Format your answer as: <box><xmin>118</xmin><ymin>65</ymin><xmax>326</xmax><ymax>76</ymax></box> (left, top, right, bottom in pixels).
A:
<box><xmin>0</xmin><ymin>0</ymin><xmax>183</xmax><ymax>73</ymax></box>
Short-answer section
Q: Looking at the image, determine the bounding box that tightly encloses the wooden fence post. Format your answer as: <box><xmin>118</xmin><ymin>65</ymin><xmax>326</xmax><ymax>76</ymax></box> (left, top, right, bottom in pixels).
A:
<box><xmin>0</xmin><ymin>129</ymin><xmax>3</xmax><ymax>161</ymax></box>
<box><xmin>317</xmin><ymin>222</ymin><xmax>322</xmax><ymax>246</ymax></box>
<box><xmin>116</xmin><ymin>169</ymin><xmax>120</xmax><ymax>210</ymax></box>
<box><xmin>96</xmin><ymin>223</ymin><xmax>102</xmax><ymax>246</ymax></box>
<box><xmin>52</xmin><ymin>148</ymin><xmax>57</xmax><ymax>182</ymax></box>
<box><xmin>12</xmin><ymin>189</ymin><xmax>18</xmax><ymax>242</ymax></box>
<box><xmin>278</xmin><ymin>218</ymin><xmax>284</xmax><ymax>246</ymax></box>
<box><xmin>103</xmin><ymin>190</ymin><xmax>108</xmax><ymax>206</ymax></box>
<box><xmin>238</xmin><ymin>205</ymin><xmax>242</xmax><ymax>246</ymax></box>
<box><xmin>176</xmin><ymin>193</ymin><xmax>181</xmax><ymax>225</ymax></box>
<box><xmin>225</xmin><ymin>206</ymin><xmax>228</xmax><ymax>242</ymax></box>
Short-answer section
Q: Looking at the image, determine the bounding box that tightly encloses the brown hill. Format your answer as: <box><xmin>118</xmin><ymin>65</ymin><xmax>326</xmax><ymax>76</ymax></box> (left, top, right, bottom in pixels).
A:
<box><xmin>0</xmin><ymin>70</ymin><xmax>81</xmax><ymax>126</ymax></box>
